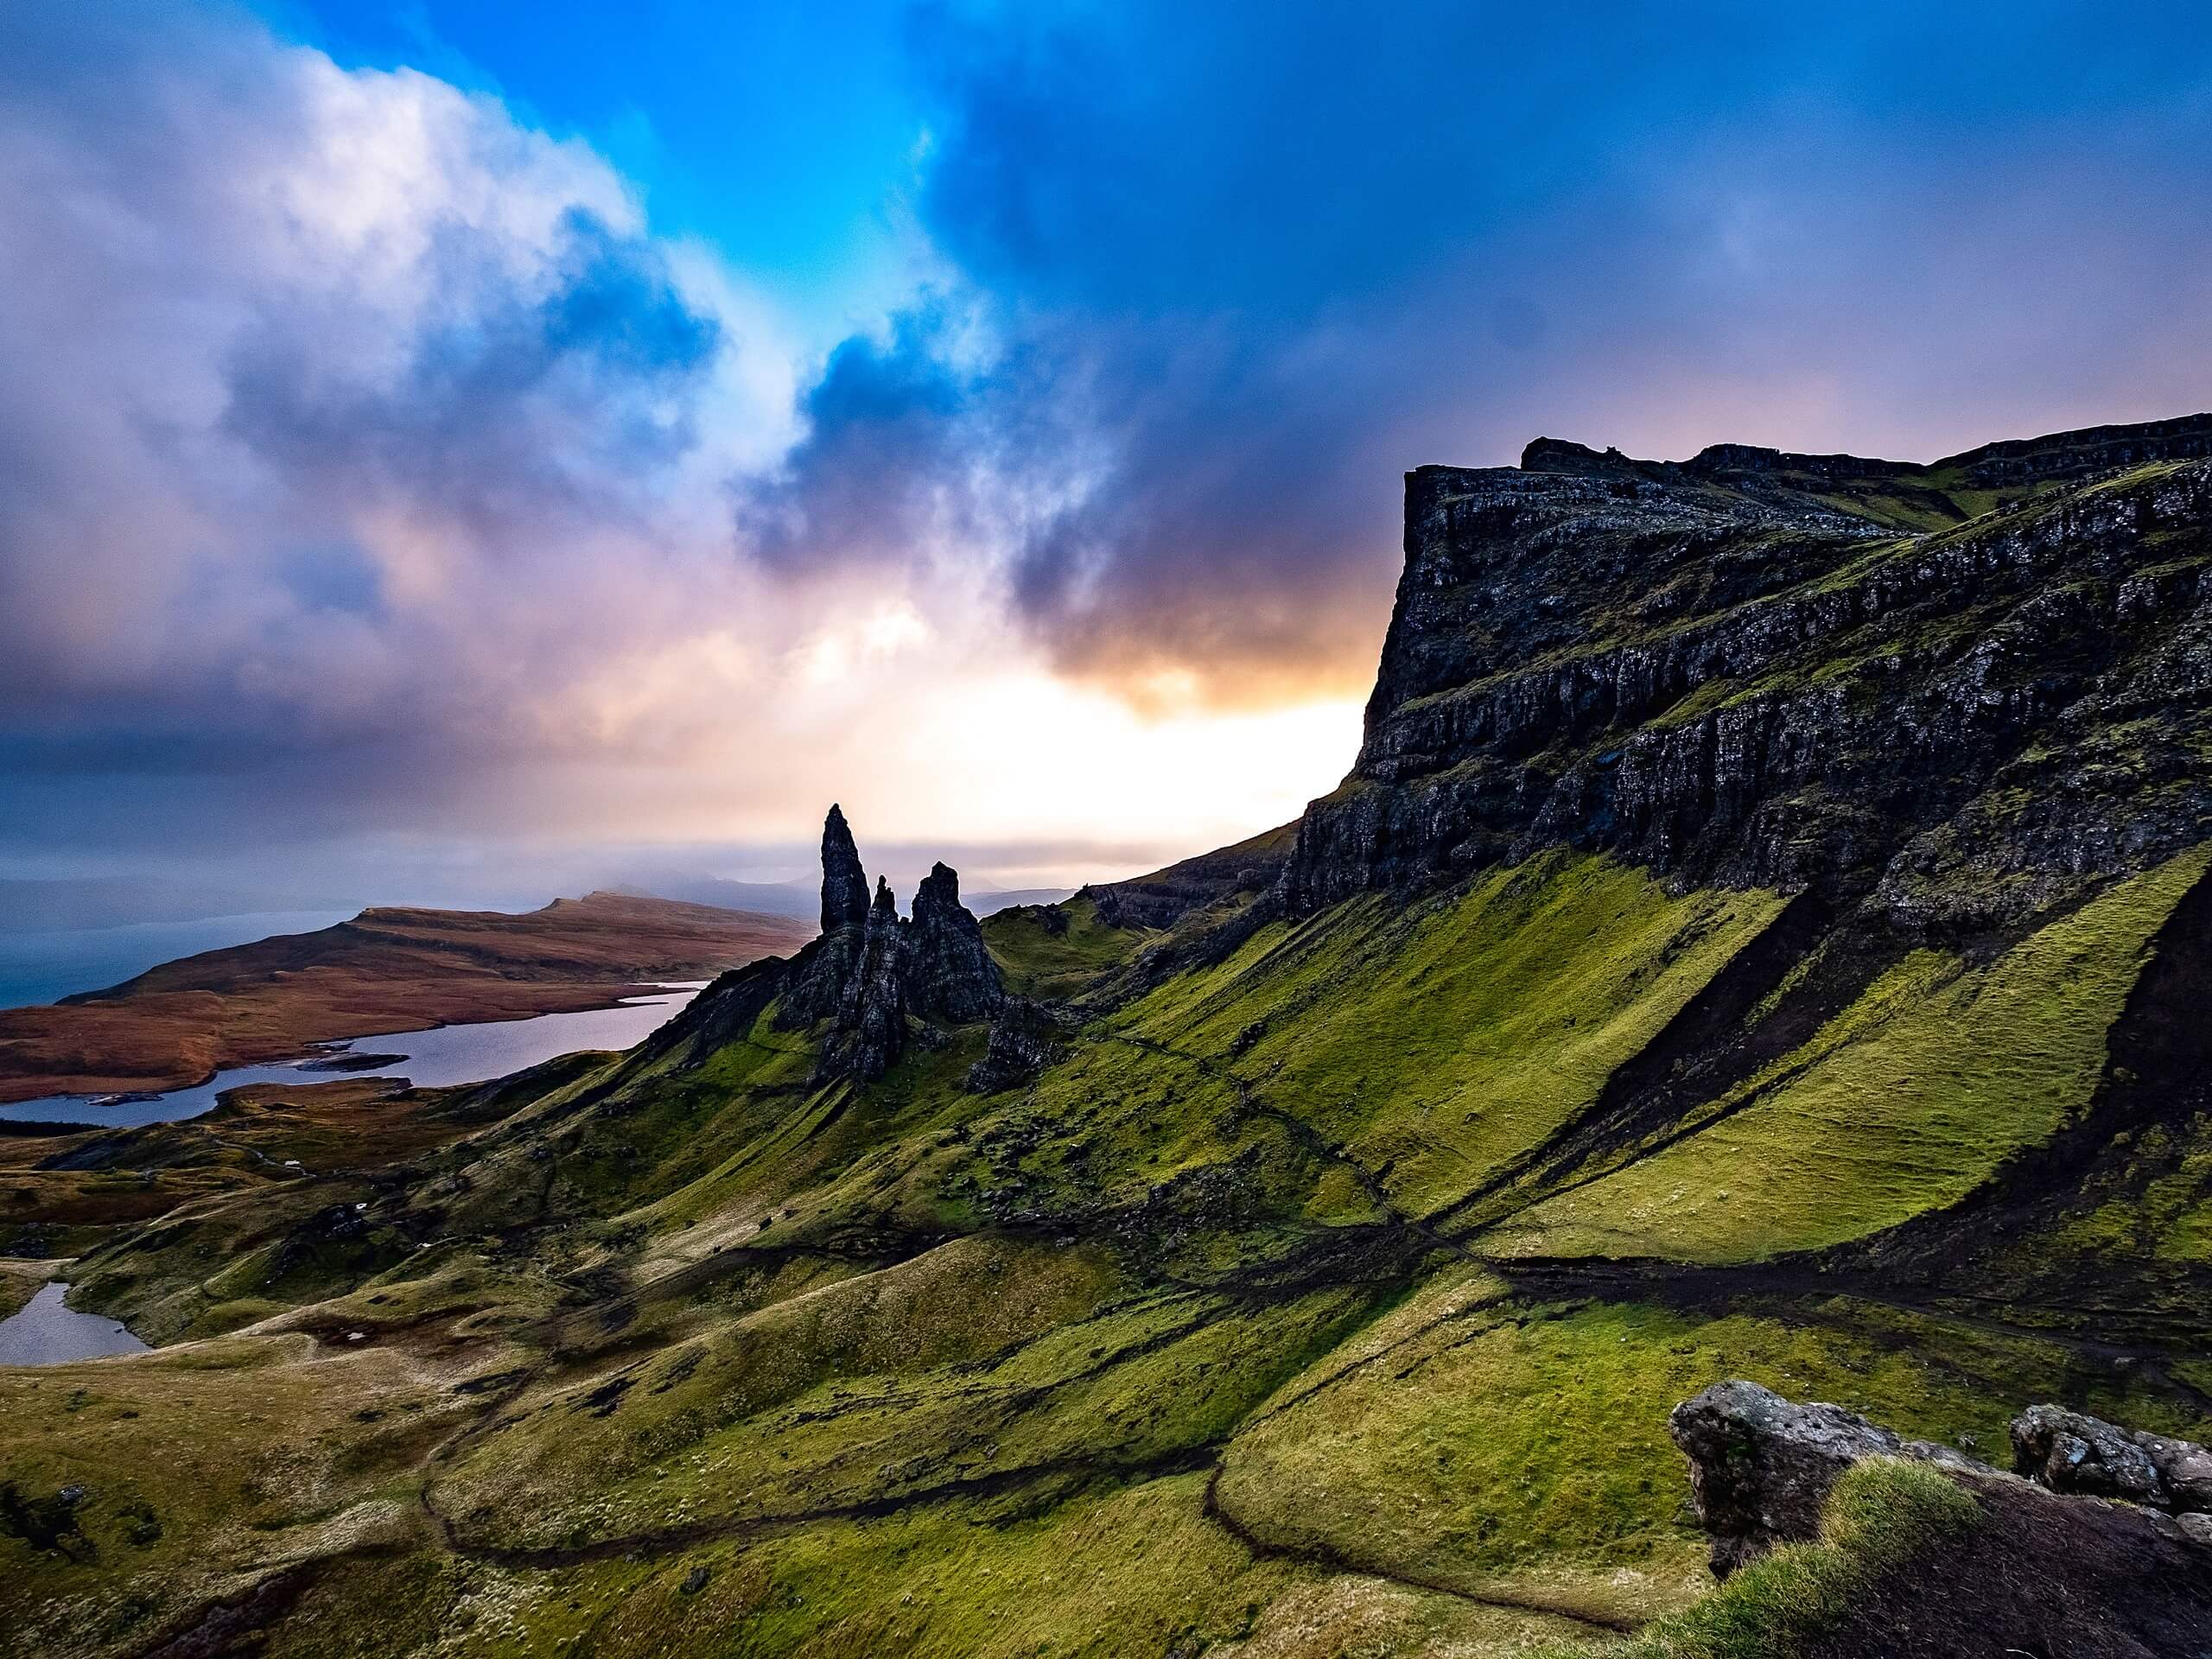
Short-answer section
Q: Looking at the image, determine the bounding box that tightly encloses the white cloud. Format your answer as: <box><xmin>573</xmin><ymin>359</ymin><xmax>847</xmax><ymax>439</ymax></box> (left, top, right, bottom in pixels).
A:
<box><xmin>0</xmin><ymin>6</ymin><xmax>1357</xmax><ymax>875</ymax></box>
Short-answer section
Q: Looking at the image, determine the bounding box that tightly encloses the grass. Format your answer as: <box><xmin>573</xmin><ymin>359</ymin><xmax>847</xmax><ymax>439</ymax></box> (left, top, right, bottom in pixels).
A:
<box><xmin>1529</xmin><ymin>1459</ymin><xmax>1981</xmax><ymax>1659</ymax></box>
<box><xmin>1497</xmin><ymin>847</ymin><xmax>2211</xmax><ymax>1262</ymax></box>
<box><xmin>0</xmin><ymin>1256</ymin><xmax>48</xmax><ymax>1319</ymax></box>
<box><xmin>1206</xmin><ymin>1265</ymin><xmax>2202</xmax><ymax>1637</ymax></box>
<box><xmin>6</xmin><ymin>816</ymin><xmax>2208</xmax><ymax>1657</ymax></box>
<box><xmin>0</xmin><ymin>1332</ymin><xmax>476</xmax><ymax>1657</ymax></box>
<box><xmin>1114</xmin><ymin>851</ymin><xmax>1788</xmax><ymax>1217</ymax></box>
<box><xmin>982</xmin><ymin>896</ymin><xmax>1147</xmax><ymax>1000</ymax></box>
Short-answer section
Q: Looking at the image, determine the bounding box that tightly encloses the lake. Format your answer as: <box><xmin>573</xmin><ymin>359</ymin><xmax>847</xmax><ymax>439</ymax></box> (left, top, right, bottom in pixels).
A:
<box><xmin>0</xmin><ymin>984</ymin><xmax>707</xmax><ymax>1130</ymax></box>
<box><xmin>0</xmin><ymin>1280</ymin><xmax>149</xmax><ymax>1364</ymax></box>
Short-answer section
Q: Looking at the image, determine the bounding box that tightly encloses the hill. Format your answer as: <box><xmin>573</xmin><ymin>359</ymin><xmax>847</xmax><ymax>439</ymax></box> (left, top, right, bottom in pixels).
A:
<box><xmin>0</xmin><ymin>892</ymin><xmax>813</xmax><ymax>1103</ymax></box>
<box><xmin>3</xmin><ymin>414</ymin><xmax>2210</xmax><ymax>1659</ymax></box>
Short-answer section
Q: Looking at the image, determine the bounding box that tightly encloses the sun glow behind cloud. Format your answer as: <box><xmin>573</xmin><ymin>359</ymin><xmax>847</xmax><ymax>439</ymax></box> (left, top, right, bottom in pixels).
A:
<box><xmin>5</xmin><ymin>2</ymin><xmax>2212</xmax><ymax>908</ymax></box>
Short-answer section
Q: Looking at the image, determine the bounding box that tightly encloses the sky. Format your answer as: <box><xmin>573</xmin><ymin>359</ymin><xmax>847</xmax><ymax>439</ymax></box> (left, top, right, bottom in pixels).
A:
<box><xmin>3</xmin><ymin>1</ymin><xmax>2211</xmax><ymax>915</ymax></box>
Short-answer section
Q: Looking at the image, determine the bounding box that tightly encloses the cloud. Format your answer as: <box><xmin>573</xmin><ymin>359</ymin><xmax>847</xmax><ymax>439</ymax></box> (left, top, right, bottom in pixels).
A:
<box><xmin>6</xmin><ymin>0</ymin><xmax>2212</xmax><ymax>905</ymax></box>
<box><xmin>754</xmin><ymin>1</ymin><xmax>2212</xmax><ymax>702</ymax></box>
<box><xmin>0</xmin><ymin>2</ymin><xmax>798</xmax><ymax>765</ymax></box>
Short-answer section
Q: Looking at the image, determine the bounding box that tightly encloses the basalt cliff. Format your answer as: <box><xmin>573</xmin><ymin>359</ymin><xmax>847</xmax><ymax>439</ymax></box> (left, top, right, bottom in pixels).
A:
<box><xmin>1285</xmin><ymin>416</ymin><xmax>2212</xmax><ymax>925</ymax></box>
<box><xmin>6</xmin><ymin>415</ymin><xmax>2212</xmax><ymax>1659</ymax></box>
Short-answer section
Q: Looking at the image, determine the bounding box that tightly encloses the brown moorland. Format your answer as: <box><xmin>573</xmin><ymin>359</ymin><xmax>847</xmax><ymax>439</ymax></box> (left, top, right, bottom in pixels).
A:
<box><xmin>0</xmin><ymin>892</ymin><xmax>812</xmax><ymax>1103</ymax></box>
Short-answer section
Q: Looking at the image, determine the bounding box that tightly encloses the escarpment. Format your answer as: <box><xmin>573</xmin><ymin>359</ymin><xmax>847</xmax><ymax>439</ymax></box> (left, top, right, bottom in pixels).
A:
<box><xmin>1283</xmin><ymin>414</ymin><xmax>2212</xmax><ymax>933</ymax></box>
<box><xmin>20</xmin><ymin>418</ymin><xmax>2212</xmax><ymax>1659</ymax></box>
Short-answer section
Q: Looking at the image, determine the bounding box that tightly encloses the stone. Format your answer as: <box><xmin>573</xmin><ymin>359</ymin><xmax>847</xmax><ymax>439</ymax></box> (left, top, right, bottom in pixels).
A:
<box><xmin>779</xmin><ymin>813</ymin><xmax>1007</xmax><ymax>1083</ymax></box>
<box><xmin>965</xmin><ymin>999</ymin><xmax>1065</xmax><ymax>1094</ymax></box>
<box><xmin>1669</xmin><ymin>1380</ymin><xmax>1897</xmax><ymax>1575</ymax></box>
<box><xmin>1668</xmin><ymin>1378</ymin><xmax>1990</xmax><ymax>1576</ymax></box>
<box><xmin>908</xmin><ymin>863</ymin><xmax>1007</xmax><ymax>1026</ymax></box>
<box><xmin>819</xmin><ymin>804</ymin><xmax>869</xmax><ymax>933</ymax></box>
<box><xmin>2012</xmin><ymin>1403</ymin><xmax>2212</xmax><ymax>1513</ymax></box>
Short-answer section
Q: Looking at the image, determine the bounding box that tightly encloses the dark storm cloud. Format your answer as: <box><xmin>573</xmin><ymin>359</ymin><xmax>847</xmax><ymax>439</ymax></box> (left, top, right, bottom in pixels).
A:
<box><xmin>737</xmin><ymin>306</ymin><xmax>984</xmax><ymax>571</ymax></box>
<box><xmin>7</xmin><ymin>0</ymin><xmax>2212</xmax><ymax>899</ymax></box>
<box><xmin>760</xmin><ymin>1</ymin><xmax>2212</xmax><ymax>696</ymax></box>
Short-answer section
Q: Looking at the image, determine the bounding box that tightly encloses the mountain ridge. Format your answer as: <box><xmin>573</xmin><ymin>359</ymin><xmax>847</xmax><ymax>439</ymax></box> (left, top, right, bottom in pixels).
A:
<box><xmin>1283</xmin><ymin>421</ymin><xmax>2212</xmax><ymax>932</ymax></box>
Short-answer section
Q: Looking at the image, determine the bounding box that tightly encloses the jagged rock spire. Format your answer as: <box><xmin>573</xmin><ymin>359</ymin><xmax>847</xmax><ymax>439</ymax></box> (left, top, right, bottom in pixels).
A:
<box><xmin>913</xmin><ymin>861</ymin><xmax>962</xmax><ymax>913</ymax></box>
<box><xmin>784</xmin><ymin>828</ymin><xmax>1007</xmax><ymax>1082</ymax></box>
<box><xmin>820</xmin><ymin>804</ymin><xmax>868</xmax><ymax>933</ymax></box>
<box><xmin>908</xmin><ymin>861</ymin><xmax>1004</xmax><ymax>1025</ymax></box>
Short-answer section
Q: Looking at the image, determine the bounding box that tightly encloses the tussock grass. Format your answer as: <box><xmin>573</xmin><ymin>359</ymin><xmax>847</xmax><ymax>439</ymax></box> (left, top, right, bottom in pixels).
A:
<box><xmin>1501</xmin><ymin>848</ymin><xmax>2211</xmax><ymax>1262</ymax></box>
<box><xmin>1529</xmin><ymin>1459</ymin><xmax>1980</xmax><ymax>1659</ymax></box>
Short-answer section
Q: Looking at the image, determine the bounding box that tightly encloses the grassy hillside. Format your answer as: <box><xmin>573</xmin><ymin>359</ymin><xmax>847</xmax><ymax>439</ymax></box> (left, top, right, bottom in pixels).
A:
<box><xmin>3</xmin><ymin>835</ymin><xmax>2205</xmax><ymax>1659</ymax></box>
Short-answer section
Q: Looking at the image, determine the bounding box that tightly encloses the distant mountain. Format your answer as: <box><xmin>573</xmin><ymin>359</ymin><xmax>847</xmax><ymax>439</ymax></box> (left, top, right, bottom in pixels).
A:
<box><xmin>0</xmin><ymin>891</ymin><xmax>810</xmax><ymax>1102</ymax></box>
<box><xmin>607</xmin><ymin>875</ymin><xmax>818</xmax><ymax>918</ymax></box>
<box><xmin>619</xmin><ymin>874</ymin><xmax>1074</xmax><ymax>918</ymax></box>
<box><xmin>964</xmin><ymin>886</ymin><xmax>1078</xmax><ymax>915</ymax></box>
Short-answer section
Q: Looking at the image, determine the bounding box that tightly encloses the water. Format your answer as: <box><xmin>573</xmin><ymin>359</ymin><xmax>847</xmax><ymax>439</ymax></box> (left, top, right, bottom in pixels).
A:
<box><xmin>0</xmin><ymin>1281</ymin><xmax>149</xmax><ymax>1364</ymax></box>
<box><xmin>0</xmin><ymin>911</ymin><xmax>354</xmax><ymax>1010</ymax></box>
<box><xmin>0</xmin><ymin>984</ymin><xmax>708</xmax><ymax>1130</ymax></box>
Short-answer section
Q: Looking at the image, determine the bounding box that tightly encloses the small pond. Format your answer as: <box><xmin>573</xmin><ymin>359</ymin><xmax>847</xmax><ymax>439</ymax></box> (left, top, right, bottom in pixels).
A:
<box><xmin>0</xmin><ymin>1281</ymin><xmax>149</xmax><ymax>1365</ymax></box>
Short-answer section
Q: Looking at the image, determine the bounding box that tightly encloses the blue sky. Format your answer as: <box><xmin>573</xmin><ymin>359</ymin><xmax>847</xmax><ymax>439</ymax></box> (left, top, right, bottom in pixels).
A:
<box><xmin>2</xmin><ymin>1</ymin><xmax>2210</xmax><ymax>912</ymax></box>
<box><xmin>271</xmin><ymin>1</ymin><xmax>922</xmax><ymax>307</ymax></box>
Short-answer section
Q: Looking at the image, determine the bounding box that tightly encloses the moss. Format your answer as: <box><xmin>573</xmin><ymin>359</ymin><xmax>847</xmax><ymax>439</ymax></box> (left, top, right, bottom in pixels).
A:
<box><xmin>1125</xmin><ymin>852</ymin><xmax>1785</xmax><ymax>1217</ymax></box>
<box><xmin>1500</xmin><ymin>849</ymin><xmax>2212</xmax><ymax>1262</ymax></box>
<box><xmin>981</xmin><ymin>896</ymin><xmax>1145</xmax><ymax>1001</ymax></box>
<box><xmin>1207</xmin><ymin>1274</ymin><xmax>2164</xmax><ymax>1637</ymax></box>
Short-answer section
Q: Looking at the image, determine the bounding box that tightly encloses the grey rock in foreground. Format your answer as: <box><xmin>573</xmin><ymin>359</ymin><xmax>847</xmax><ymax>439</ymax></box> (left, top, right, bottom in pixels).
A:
<box><xmin>1669</xmin><ymin>1381</ymin><xmax>2212</xmax><ymax>1656</ymax></box>
<box><xmin>2012</xmin><ymin>1402</ymin><xmax>2212</xmax><ymax>1514</ymax></box>
<box><xmin>1668</xmin><ymin>1378</ymin><xmax>1982</xmax><ymax>1576</ymax></box>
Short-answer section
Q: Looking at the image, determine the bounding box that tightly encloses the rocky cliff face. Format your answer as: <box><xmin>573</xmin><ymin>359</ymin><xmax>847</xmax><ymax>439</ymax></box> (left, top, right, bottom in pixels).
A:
<box><xmin>1283</xmin><ymin>415</ymin><xmax>2212</xmax><ymax>936</ymax></box>
<box><xmin>819</xmin><ymin>803</ymin><xmax>869</xmax><ymax>932</ymax></box>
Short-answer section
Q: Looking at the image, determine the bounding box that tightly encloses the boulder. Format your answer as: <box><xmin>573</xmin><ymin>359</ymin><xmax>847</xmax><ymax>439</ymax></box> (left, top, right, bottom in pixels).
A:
<box><xmin>2012</xmin><ymin>1404</ymin><xmax>2212</xmax><ymax>1514</ymax></box>
<box><xmin>1669</xmin><ymin>1379</ymin><xmax>1983</xmax><ymax>1575</ymax></box>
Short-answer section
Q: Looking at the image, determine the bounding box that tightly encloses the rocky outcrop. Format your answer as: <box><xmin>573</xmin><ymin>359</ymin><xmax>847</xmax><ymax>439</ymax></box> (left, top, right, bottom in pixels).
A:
<box><xmin>964</xmin><ymin>998</ymin><xmax>1067</xmax><ymax>1094</ymax></box>
<box><xmin>1669</xmin><ymin>1379</ymin><xmax>1982</xmax><ymax>1575</ymax></box>
<box><xmin>1088</xmin><ymin>822</ymin><xmax>1298</xmax><ymax>930</ymax></box>
<box><xmin>1675</xmin><ymin>1381</ymin><xmax>2212</xmax><ymax>1587</ymax></box>
<box><xmin>908</xmin><ymin>864</ymin><xmax>1004</xmax><ymax>1024</ymax></box>
<box><xmin>820</xmin><ymin>804</ymin><xmax>869</xmax><ymax>932</ymax></box>
<box><xmin>1674</xmin><ymin>1389</ymin><xmax>2212</xmax><ymax>1659</ymax></box>
<box><xmin>2012</xmin><ymin>1404</ymin><xmax>2212</xmax><ymax>1517</ymax></box>
<box><xmin>1282</xmin><ymin>416</ymin><xmax>2212</xmax><ymax>935</ymax></box>
<box><xmin>773</xmin><ymin>811</ymin><xmax>1007</xmax><ymax>1082</ymax></box>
